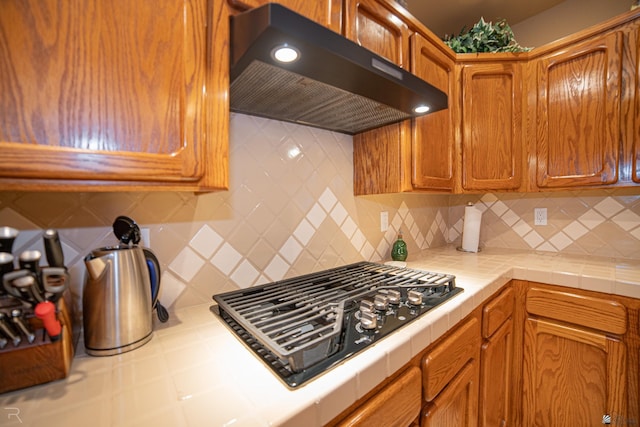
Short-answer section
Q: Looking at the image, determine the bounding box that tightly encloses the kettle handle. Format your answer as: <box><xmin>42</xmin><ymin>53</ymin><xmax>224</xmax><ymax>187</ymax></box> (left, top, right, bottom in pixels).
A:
<box><xmin>143</xmin><ymin>248</ymin><xmax>161</xmax><ymax>308</ymax></box>
<box><xmin>144</xmin><ymin>249</ymin><xmax>169</xmax><ymax>323</ymax></box>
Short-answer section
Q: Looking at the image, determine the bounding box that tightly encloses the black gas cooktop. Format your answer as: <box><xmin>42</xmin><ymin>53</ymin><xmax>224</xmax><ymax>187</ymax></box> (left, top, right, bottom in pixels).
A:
<box><xmin>212</xmin><ymin>261</ymin><xmax>462</xmax><ymax>388</ymax></box>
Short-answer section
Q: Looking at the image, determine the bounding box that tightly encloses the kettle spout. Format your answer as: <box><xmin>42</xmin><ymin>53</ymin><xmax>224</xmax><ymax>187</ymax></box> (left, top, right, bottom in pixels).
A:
<box><xmin>84</xmin><ymin>254</ymin><xmax>109</xmax><ymax>280</ymax></box>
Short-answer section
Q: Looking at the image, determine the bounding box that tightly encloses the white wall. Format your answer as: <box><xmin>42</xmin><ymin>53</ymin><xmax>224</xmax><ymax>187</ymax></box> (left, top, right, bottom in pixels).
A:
<box><xmin>512</xmin><ymin>0</ymin><xmax>632</xmax><ymax>47</ymax></box>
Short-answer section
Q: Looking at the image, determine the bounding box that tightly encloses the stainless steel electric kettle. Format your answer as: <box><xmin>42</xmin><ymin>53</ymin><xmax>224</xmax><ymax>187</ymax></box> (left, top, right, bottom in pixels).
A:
<box><xmin>82</xmin><ymin>216</ymin><xmax>168</xmax><ymax>356</ymax></box>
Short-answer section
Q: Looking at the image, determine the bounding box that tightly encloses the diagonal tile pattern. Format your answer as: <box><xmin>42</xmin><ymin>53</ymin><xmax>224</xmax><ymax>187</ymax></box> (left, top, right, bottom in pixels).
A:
<box><xmin>450</xmin><ymin>192</ymin><xmax>640</xmax><ymax>259</ymax></box>
<box><xmin>174</xmin><ymin>190</ymin><xmax>448</xmax><ymax>292</ymax></box>
<box><xmin>0</xmin><ymin>114</ymin><xmax>639</xmax><ymax>314</ymax></box>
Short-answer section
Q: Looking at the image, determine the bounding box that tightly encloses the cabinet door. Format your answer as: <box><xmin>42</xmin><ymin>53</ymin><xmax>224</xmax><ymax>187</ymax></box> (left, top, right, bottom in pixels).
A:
<box><xmin>354</xmin><ymin>123</ymin><xmax>410</xmax><ymax>195</ymax></box>
<box><xmin>344</xmin><ymin>0</ymin><xmax>409</xmax><ymax>67</ymax></box>
<box><xmin>336</xmin><ymin>366</ymin><xmax>422</xmax><ymax>427</ymax></box>
<box><xmin>480</xmin><ymin>319</ymin><xmax>513</xmax><ymax>427</ymax></box>
<box><xmin>422</xmin><ymin>361</ymin><xmax>479</xmax><ymax>427</ymax></box>
<box><xmin>479</xmin><ymin>287</ymin><xmax>514</xmax><ymax>427</ymax></box>
<box><xmin>0</xmin><ymin>0</ymin><xmax>225</xmax><ymax>190</ymax></box>
<box><xmin>460</xmin><ymin>62</ymin><xmax>523</xmax><ymax>191</ymax></box>
<box><xmin>226</xmin><ymin>0</ymin><xmax>342</xmax><ymax>32</ymax></box>
<box><xmin>422</xmin><ymin>317</ymin><xmax>481</xmax><ymax>402</ymax></box>
<box><xmin>535</xmin><ymin>31</ymin><xmax>622</xmax><ymax>188</ymax></box>
<box><xmin>522</xmin><ymin>317</ymin><xmax>627</xmax><ymax>427</ymax></box>
<box><xmin>411</xmin><ymin>33</ymin><xmax>455</xmax><ymax>191</ymax></box>
<box><xmin>348</xmin><ymin>0</ymin><xmax>412</xmax><ymax>195</ymax></box>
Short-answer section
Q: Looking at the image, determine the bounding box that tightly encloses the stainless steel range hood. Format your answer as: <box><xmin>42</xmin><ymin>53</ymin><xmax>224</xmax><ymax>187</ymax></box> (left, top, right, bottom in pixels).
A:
<box><xmin>230</xmin><ymin>4</ymin><xmax>448</xmax><ymax>135</ymax></box>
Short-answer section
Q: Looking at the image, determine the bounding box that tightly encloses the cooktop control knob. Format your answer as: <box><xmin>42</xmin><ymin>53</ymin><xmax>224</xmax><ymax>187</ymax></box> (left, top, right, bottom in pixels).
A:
<box><xmin>360</xmin><ymin>299</ymin><xmax>374</xmax><ymax>313</ymax></box>
<box><xmin>360</xmin><ymin>310</ymin><xmax>377</xmax><ymax>330</ymax></box>
<box><xmin>408</xmin><ymin>290</ymin><xmax>423</xmax><ymax>306</ymax></box>
<box><xmin>386</xmin><ymin>289</ymin><xmax>401</xmax><ymax>305</ymax></box>
<box><xmin>374</xmin><ymin>294</ymin><xmax>389</xmax><ymax>311</ymax></box>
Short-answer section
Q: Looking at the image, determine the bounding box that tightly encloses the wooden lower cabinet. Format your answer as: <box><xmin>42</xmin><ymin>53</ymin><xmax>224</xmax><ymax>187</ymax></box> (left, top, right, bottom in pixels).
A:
<box><xmin>479</xmin><ymin>320</ymin><xmax>513</xmax><ymax>427</ymax></box>
<box><xmin>522</xmin><ymin>317</ymin><xmax>627</xmax><ymax>427</ymax></box>
<box><xmin>334</xmin><ymin>366</ymin><xmax>422</xmax><ymax>427</ymax></box>
<box><xmin>422</xmin><ymin>360</ymin><xmax>479</xmax><ymax>427</ymax></box>
<box><xmin>521</xmin><ymin>285</ymin><xmax>630</xmax><ymax>427</ymax></box>
<box><xmin>479</xmin><ymin>287</ymin><xmax>515</xmax><ymax>427</ymax></box>
<box><xmin>422</xmin><ymin>317</ymin><xmax>481</xmax><ymax>426</ymax></box>
<box><xmin>329</xmin><ymin>281</ymin><xmax>639</xmax><ymax>427</ymax></box>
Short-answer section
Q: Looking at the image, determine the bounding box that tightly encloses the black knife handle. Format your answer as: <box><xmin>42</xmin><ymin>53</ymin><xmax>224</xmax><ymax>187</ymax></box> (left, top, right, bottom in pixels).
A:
<box><xmin>43</xmin><ymin>229</ymin><xmax>65</xmax><ymax>268</ymax></box>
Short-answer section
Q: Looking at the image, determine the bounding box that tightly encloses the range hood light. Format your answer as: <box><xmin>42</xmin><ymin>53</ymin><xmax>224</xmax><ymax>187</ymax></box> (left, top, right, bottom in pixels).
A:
<box><xmin>272</xmin><ymin>45</ymin><xmax>300</xmax><ymax>63</ymax></box>
<box><xmin>414</xmin><ymin>105</ymin><xmax>430</xmax><ymax>114</ymax></box>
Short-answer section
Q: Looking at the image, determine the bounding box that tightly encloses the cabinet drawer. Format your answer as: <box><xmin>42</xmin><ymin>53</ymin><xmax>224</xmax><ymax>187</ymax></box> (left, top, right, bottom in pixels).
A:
<box><xmin>337</xmin><ymin>366</ymin><xmax>422</xmax><ymax>427</ymax></box>
<box><xmin>482</xmin><ymin>287</ymin><xmax>514</xmax><ymax>338</ymax></box>
<box><xmin>526</xmin><ymin>287</ymin><xmax>627</xmax><ymax>334</ymax></box>
<box><xmin>422</xmin><ymin>317</ymin><xmax>480</xmax><ymax>401</ymax></box>
<box><xmin>422</xmin><ymin>360</ymin><xmax>479</xmax><ymax>427</ymax></box>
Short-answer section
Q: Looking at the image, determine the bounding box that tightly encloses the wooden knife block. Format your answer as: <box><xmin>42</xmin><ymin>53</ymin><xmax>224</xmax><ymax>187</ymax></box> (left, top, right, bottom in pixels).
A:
<box><xmin>0</xmin><ymin>296</ymin><xmax>74</xmax><ymax>394</ymax></box>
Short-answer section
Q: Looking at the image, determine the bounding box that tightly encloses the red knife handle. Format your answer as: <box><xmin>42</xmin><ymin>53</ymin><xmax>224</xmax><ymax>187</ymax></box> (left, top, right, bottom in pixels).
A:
<box><xmin>35</xmin><ymin>301</ymin><xmax>62</xmax><ymax>341</ymax></box>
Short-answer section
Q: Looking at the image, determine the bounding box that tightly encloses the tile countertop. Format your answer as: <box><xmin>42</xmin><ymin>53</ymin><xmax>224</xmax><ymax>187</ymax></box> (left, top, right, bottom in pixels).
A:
<box><xmin>1</xmin><ymin>247</ymin><xmax>639</xmax><ymax>427</ymax></box>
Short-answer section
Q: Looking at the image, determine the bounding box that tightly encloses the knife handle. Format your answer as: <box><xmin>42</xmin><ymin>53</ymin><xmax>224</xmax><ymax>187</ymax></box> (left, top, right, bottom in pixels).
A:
<box><xmin>0</xmin><ymin>313</ymin><xmax>21</xmax><ymax>347</ymax></box>
<box><xmin>34</xmin><ymin>301</ymin><xmax>61</xmax><ymax>341</ymax></box>
<box><xmin>43</xmin><ymin>229</ymin><xmax>65</xmax><ymax>268</ymax></box>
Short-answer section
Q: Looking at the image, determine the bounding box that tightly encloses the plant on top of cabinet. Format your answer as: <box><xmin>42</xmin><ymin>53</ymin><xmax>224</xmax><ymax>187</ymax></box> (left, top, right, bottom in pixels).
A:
<box><xmin>444</xmin><ymin>17</ymin><xmax>531</xmax><ymax>53</ymax></box>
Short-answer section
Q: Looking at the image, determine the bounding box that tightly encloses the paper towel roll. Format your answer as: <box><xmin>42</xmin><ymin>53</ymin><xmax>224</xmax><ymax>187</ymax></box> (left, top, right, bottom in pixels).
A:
<box><xmin>461</xmin><ymin>204</ymin><xmax>482</xmax><ymax>252</ymax></box>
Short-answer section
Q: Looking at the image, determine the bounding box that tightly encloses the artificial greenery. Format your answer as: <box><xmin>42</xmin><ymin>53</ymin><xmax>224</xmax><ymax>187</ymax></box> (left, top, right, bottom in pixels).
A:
<box><xmin>443</xmin><ymin>17</ymin><xmax>531</xmax><ymax>53</ymax></box>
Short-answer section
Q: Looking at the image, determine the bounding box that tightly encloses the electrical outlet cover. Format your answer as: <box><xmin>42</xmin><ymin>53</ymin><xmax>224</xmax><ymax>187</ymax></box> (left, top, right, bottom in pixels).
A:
<box><xmin>380</xmin><ymin>212</ymin><xmax>389</xmax><ymax>232</ymax></box>
<box><xmin>140</xmin><ymin>228</ymin><xmax>151</xmax><ymax>247</ymax></box>
<box><xmin>534</xmin><ymin>208</ymin><xmax>547</xmax><ymax>226</ymax></box>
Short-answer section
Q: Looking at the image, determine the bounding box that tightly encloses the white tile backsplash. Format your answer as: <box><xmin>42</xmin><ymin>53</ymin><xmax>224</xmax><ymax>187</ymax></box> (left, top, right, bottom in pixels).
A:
<box><xmin>169</xmin><ymin>247</ymin><xmax>205</xmax><ymax>282</ymax></box>
<box><xmin>0</xmin><ymin>113</ymin><xmax>639</xmax><ymax>317</ymax></box>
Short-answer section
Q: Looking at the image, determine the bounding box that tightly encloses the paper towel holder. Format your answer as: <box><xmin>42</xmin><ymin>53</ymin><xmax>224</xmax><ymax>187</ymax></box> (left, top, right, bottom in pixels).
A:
<box><xmin>457</xmin><ymin>202</ymin><xmax>482</xmax><ymax>253</ymax></box>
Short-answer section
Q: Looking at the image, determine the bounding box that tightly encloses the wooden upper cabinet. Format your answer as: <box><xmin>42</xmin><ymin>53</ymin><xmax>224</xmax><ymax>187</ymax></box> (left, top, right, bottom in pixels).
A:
<box><xmin>411</xmin><ymin>33</ymin><xmax>455</xmax><ymax>191</ymax></box>
<box><xmin>350</xmin><ymin>9</ymin><xmax>640</xmax><ymax>195</ymax></box>
<box><xmin>226</xmin><ymin>0</ymin><xmax>342</xmax><ymax>32</ymax></box>
<box><xmin>534</xmin><ymin>31</ymin><xmax>623</xmax><ymax>188</ymax></box>
<box><xmin>460</xmin><ymin>62</ymin><xmax>524</xmax><ymax>191</ymax></box>
<box><xmin>344</xmin><ymin>0</ymin><xmax>409</xmax><ymax>67</ymax></box>
<box><xmin>349</xmin><ymin>0</ymin><xmax>412</xmax><ymax>195</ymax></box>
<box><xmin>0</xmin><ymin>0</ymin><xmax>228</xmax><ymax>191</ymax></box>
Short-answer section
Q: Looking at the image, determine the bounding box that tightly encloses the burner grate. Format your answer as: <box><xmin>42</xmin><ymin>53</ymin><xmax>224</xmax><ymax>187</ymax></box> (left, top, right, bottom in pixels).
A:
<box><xmin>213</xmin><ymin>262</ymin><xmax>457</xmax><ymax>373</ymax></box>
